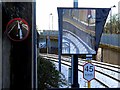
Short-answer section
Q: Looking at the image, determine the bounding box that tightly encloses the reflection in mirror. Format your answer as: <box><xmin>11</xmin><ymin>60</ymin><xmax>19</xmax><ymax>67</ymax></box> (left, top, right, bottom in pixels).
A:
<box><xmin>62</xmin><ymin>9</ymin><xmax>96</xmax><ymax>54</ymax></box>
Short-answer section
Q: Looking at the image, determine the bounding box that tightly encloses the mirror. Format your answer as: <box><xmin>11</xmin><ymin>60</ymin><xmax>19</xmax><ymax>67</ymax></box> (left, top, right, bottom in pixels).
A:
<box><xmin>62</xmin><ymin>9</ymin><xmax>96</xmax><ymax>54</ymax></box>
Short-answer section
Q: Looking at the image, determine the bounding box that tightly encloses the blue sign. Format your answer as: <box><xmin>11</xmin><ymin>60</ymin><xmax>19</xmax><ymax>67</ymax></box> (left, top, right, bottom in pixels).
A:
<box><xmin>83</xmin><ymin>63</ymin><xmax>95</xmax><ymax>81</ymax></box>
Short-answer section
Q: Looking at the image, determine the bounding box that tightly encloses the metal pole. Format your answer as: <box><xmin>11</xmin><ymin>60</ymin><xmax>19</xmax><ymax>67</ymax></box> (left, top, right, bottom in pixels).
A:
<box><xmin>86</xmin><ymin>55</ymin><xmax>92</xmax><ymax>88</ymax></box>
<box><xmin>73</xmin><ymin>0</ymin><xmax>78</xmax><ymax>8</ymax></box>
<box><xmin>49</xmin><ymin>14</ymin><xmax>50</xmax><ymax>30</ymax></box>
<box><xmin>71</xmin><ymin>55</ymin><xmax>79</xmax><ymax>88</ymax></box>
<box><xmin>88</xmin><ymin>81</ymin><xmax>91</xmax><ymax>88</ymax></box>
<box><xmin>32</xmin><ymin>0</ymin><xmax>37</xmax><ymax>89</ymax></box>
<box><xmin>47</xmin><ymin>36</ymin><xmax>48</xmax><ymax>54</ymax></box>
<box><xmin>58</xmin><ymin>51</ymin><xmax>61</xmax><ymax>72</ymax></box>
<box><xmin>71</xmin><ymin>0</ymin><xmax>79</xmax><ymax>88</ymax></box>
<box><xmin>34</xmin><ymin>1</ymin><xmax>37</xmax><ymax>89</ymax></box>
<box><xmin>58</xmin><ymin>9</ymin><xmax>63</xmax><ymax>72</ymax></box>
<box><xmin>0</xmin><ymin>2</ymin><xmax>2</xmax><ymax>89</ymax></box>
<box><xmin>52</xmin><ymin>14</ymin><xmax>53</xmax><ymax>30</ymax></box>
<box><xmin>49</xmin><ymin>13</ymin><xmax>53</xmax><ymax>30</ymax></box>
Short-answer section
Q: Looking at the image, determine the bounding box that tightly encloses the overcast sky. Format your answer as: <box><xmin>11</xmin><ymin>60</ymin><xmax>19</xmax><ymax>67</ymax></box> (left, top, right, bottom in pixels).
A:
<box><xmin>36</xmin><ymin>0</ymin><xmax>120</xmax><ymax>30</ymax></box>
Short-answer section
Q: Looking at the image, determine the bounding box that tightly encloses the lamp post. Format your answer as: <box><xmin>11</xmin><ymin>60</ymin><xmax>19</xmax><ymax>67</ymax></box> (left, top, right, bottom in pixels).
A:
<box><xmin>49</xmin><ymin>13</ymin><xmax>53</xmax><ymax>30</ymax></box>
<box><xmin>110</xmin><ymin>5</ymin><xmax>116</xmax><ymax>34</ymax></box>
<box><xmin>47</xmin><ymin>13</ymin><xmax>53</xmax><ymax>54</ymax></box>
<box><xmin>52</xmin><ymin>14</ymin><xmax>53</xmax><ymax>30</ymax></box>
<box><xmin>47</xmin><ymin>13</ymin><xmax>52</xmax><ymax>54</ymax></box>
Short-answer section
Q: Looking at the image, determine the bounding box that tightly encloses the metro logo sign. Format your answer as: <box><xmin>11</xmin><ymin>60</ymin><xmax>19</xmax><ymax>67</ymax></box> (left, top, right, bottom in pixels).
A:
<box><xmin>83</xmin><ymin>62</ymin><xmax>95</xmax><ymax>81</ymax></box>
<box><xmin>6</xmin><ymin>18</ymin><xmax>30</xmax><ymax>42</ymax></box>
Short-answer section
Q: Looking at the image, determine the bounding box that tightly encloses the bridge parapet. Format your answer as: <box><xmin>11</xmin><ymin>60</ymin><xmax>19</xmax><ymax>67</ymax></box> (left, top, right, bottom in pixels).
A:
<box><xmin>100</xmin><ymin>34</ymin><xmax>120</xmax><ymax>47</ymax></box>
<box><xmin>40</xmin><ymin>30</ymin><xmax>58</xmax><ymax>37</ymax></box>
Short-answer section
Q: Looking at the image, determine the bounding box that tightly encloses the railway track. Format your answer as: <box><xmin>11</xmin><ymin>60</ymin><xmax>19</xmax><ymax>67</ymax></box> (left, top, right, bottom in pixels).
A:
<box><xmin>40</xmin><ymin>54</ymin><xmax>120</xmax><ymax>88</ymax></box>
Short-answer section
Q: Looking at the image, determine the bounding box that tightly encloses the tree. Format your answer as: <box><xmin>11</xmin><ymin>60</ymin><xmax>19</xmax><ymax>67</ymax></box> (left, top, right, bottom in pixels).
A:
<box><xmin>104</xmin><ymin>14</ymin><xmax>120</xmax><ymax>34</ymax></box>
<box><xmin>37</xmin><ymin>56</ymin><xmax>67</xmax><ymax>90</ymax></box>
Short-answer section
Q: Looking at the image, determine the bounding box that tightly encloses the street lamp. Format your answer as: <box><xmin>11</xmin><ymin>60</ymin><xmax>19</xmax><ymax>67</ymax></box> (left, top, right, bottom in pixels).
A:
<box><xmin>49</xmin><ymin>13</ymin><xmax>53</xmax><ymax>30</ymax></box>
<box><xmin>47</xmin><ymin>13</ymin><xmax>53</xmax><ymax>54</ymax></box>
<box><xmin>110</xmin><ymin>5</ymin><xmax>116</xmax><ymax>34</ymax></box>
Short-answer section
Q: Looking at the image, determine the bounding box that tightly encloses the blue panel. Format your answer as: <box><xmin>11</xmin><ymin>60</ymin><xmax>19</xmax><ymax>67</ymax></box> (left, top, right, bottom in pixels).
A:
<box><xmin>95</xmin><ymin>8</ymin><xmax>111</xmax><ymax>51</ymax></box>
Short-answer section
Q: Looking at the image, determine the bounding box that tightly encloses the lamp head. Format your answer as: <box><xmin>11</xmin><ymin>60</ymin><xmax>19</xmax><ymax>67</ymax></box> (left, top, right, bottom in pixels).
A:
<box><xmin>111</xmin><ymin>5</ymin><xmax>116</xmax><ymax>8</ymax></box>
<box><xmin>113</xmin><ymin>5</ymin><xmax>116</xmax><ymax>7</ymax></box>
<box><xmin>50</xmin><ymin>13</ymin><xmax>52</xmax><ymax>15</ymax></box>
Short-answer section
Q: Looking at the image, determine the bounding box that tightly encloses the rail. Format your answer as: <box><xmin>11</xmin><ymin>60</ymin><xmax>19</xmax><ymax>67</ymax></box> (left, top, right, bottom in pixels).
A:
<box><xmin>40</xmin><ymin>54</ymin><xmax>120</xmax><ymax>88</ymax></box>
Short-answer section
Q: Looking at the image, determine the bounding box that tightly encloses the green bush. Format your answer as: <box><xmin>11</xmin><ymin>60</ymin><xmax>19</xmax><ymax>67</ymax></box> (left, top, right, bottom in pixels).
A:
<box><xmin>37</xmin><ymin>56</ymin><xmax>67</xmax><ymax>90</ymax></box>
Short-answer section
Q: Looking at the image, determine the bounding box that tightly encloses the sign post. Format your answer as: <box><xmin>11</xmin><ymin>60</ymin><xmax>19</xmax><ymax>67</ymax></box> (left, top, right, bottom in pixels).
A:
<box><xmin>71</xmin><ymin>55</ymin><xmax>79</xmax><ymax>88</ymax></box>
<box><xmin>71</xmin><ymin>0</ymin><xmax>79</xmax><ymax>88</ymax></box>
<box><xmin>88</xmin><ymin>81</ymin><xmax>91</xmax><ymax>88</ymax></box>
